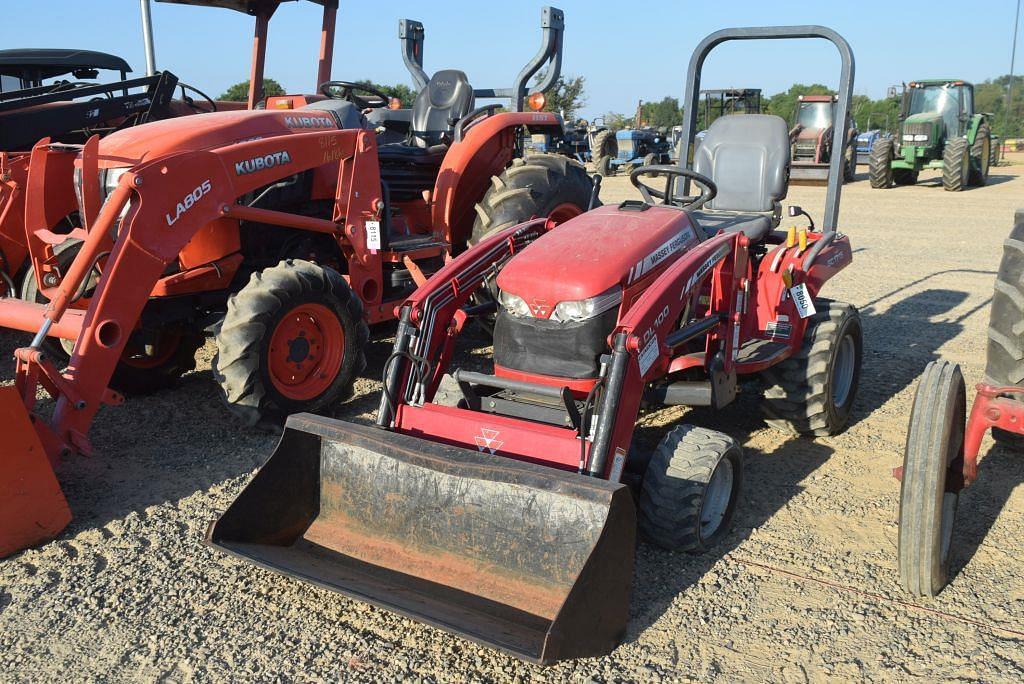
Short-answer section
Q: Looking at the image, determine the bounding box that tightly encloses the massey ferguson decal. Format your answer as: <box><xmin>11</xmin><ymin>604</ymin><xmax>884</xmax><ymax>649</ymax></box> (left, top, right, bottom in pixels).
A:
<box><xmin>235</xmin><ymin>150</ymin><xmax>292</xmax><ymax>175</ymax></box>
<box><xmin>628</xmin><ymin>227</ymin><xmax>697</xmax><ymax>284</ymax></box>
<box><xmin>474</xmin><ymin>428</ymin><xmax>504</xmax><ymax>454</ymax></box>
<box><xmin>283</xmin><ymin>115</ymin><xmax>334</xmax><ymax>129</ymax></box>
<box><xmin>165</xmin><ymin>180</ymin><xmax>212</xmax><ymax>227</ymax></box>
<box><xmin>682</xmin><ymin>244</ymin><xmax>731</xmax><ymax>297</ymax></box>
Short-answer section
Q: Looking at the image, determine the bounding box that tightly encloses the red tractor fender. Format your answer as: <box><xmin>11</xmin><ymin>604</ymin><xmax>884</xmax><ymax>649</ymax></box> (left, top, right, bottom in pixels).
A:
<box><xmin>432</xmin><ymin>111</ymin><xmax>563</xmax><ymax>248</ymax></box>
<box><xmin>0</xmin><ymin>152</ymin><xmax>32</xmax><ymax>291</ymax></box>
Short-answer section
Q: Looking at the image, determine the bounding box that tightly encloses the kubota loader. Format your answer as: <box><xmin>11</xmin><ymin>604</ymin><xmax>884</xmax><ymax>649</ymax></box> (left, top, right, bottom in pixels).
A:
<box><xmin>209</xmin><ymin>26</ymin><xmax>862</xmax><ymax>664</ymax></box>
<box><xmin>0</xmin><ymin>6</ymin><xmax>594</xmax><ymax>558</ymax></box>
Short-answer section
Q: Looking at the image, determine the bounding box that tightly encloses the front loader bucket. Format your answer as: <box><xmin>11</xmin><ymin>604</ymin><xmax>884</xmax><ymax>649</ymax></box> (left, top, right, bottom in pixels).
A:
<box><xmin>208</xmin><ymin>414</ymin><xmax>636</xmax><ymax>664</ymax></box>
<box><xmin>789</xmin><ymin>161</ymin><xmax>831</xmax><ymax>184</ymax></box>
<box><xmin>0</xmin><ymin>386</ymin><xmax>72</xmax><ymax>558</ymax></box>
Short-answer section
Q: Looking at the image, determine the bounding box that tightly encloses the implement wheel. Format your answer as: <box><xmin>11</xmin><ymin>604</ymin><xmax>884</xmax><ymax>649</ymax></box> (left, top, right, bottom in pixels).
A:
<box><xmin>214</xmin><ymin>259</ymin><xmax>368</xmax><ymax>426</ymax></box>
<box><xmin>638</xmin><ymin>425</ymin><xmax>743</xmax><ymax>553</ymax></box>
<box><xmin>898</xmin><ymin>360</ymin><xmax>965</xmax><ymax>597</ymax></box>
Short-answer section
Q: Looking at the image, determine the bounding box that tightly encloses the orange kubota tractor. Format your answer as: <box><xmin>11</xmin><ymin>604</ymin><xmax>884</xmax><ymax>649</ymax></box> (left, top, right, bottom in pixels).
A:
<box><xmin>0</xmin><ymin>0</ymin><xmax>314</xmax><ymax>298</ymax></box>
<box><xmin>0</xmin><ymin>4</ymin><xmax>595</xmax><ymax>558</ymax></box>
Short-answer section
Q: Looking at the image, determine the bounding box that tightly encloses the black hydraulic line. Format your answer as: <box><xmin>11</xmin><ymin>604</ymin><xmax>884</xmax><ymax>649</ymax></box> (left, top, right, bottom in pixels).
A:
<box><xmin>586</xmin><ymin>333</ymin><xmax>629</xmax><ymax>477</ymax></box>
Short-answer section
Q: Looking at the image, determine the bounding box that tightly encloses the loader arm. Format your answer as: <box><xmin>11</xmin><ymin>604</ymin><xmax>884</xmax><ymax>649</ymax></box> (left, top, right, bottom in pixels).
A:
<box><xmin>5</xmin><ymin>128</ymin><xmax>379</xmax><ymax>461</ymax></box>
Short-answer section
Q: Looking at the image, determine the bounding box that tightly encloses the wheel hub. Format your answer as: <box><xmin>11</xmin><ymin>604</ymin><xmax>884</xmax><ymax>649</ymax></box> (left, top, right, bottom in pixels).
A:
<box><xmin>268</xmin><ymin>303</ymin><xmax>345</xmax><ymax>401</ymax></box>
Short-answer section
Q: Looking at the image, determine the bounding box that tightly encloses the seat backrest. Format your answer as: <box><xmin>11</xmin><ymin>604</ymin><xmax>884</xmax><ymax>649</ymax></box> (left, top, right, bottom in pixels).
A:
<box><xmin>693</xmin><ymin>114</ymin><xmax>789</xmax><ymax>213</ymax></box>
<box><xmin>409</xmin><ymin>70</ymin><xmax>475</xmax><ymax>147</ymax></box>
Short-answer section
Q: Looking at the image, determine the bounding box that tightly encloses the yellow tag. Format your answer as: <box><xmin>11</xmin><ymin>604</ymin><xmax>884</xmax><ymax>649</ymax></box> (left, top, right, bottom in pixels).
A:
<box><xmin>786</xmin><ymin>226</ymin><xmax>796</xmax><ymax>248</ymax></box>
<box><xmin>798</xmin><ymin>228</ymin><xmax>808</xmax><ymax>252</ymax></box>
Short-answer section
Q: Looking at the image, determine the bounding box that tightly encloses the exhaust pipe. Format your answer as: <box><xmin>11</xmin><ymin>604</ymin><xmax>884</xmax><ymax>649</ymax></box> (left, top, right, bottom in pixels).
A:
<box><xmin>208</xmin><ymin>414</ymin><xmax>635</xmax><ymax>664</ymax></box>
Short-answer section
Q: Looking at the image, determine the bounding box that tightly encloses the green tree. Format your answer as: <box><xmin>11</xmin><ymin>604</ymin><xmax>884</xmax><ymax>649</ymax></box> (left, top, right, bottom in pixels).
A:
<box><xmin>603</xmin><ymin>111</ymin><xmax>631</xmax><ymax>130</ymax></box>
<box><xmin>640</xmin><ymin>96</ymin><xmax>684</xmax><ymax>129</ymax></box>
<box><xmin>355</xmin><ymin>80</ymin><xmax>417</xmax><ymax>107</ymax></box>
<box><xmin>533</xmin><ymin>73</ymin><xmax>587</xmax><ymax>119</ymax></box>
<box><xmin>218</xmin><ymin>78</ymin><xmax>285</xmax><ymax>101</ymax></box>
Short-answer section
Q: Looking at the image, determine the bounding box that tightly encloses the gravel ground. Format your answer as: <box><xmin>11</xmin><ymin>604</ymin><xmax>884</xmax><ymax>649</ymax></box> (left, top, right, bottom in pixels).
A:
<box><xmin>2</xmin><ymin>156</ymin><xmax>1024</xmax><ymax>682</ymax></box>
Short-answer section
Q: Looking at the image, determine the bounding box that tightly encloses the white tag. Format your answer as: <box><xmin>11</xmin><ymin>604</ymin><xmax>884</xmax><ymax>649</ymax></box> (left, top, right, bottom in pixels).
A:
<box><xmin>790</xmin><ymin>283</ymin><xmax>816</xmax><ymax>319</ymax></box>
<box><xmin>365</xmin><ymin>220</ymin><xmax>381</xmax><ymax>250</ymax></box>
<box><xmin>609</xmin><ymin>448</ymin><xmax>627</xmax><ymax>483</ymax></box>
<box><xmin>638</xmin><ymin>336</ymin><xmax>660</xmax><ymax>375</ymax></box>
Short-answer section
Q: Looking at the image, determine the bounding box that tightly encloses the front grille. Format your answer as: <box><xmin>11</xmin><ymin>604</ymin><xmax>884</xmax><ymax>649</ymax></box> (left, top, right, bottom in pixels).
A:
<box><xmin>494</xmin><ymin>308</ymin><xmax>617</xmax><ymax>379</ymax></box>
<box><xmin>794</xmin><ymin>141</ymin><xmax>817</xmax><ymax>159</ymax></box>
<box><xmin>902</xmin><ymin>122</ymin><xmax>932</xmax><ymax>145</ymax></box>
<box><xmin>617</xmin><ymin>138</ymin><xmax>634</xmax><ymax>158</ymax></box>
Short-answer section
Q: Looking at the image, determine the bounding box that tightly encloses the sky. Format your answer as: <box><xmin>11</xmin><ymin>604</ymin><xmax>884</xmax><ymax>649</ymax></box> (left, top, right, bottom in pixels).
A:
<box><xmin>2</xmin><ymin>0</ymin><xmax>1020</xmax><ymax>118</ymax></box>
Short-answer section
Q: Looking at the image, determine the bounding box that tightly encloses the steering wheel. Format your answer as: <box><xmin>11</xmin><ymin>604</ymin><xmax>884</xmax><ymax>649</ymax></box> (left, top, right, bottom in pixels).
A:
<box><xmin>629</xmin><ymin>165</ymin><xmax>718</xmax><ymax>211</ymax></box>
<box><xmin>319</xmin><ymin>81</ymin><xmax>390</xmax><ymax>110</ymax></box>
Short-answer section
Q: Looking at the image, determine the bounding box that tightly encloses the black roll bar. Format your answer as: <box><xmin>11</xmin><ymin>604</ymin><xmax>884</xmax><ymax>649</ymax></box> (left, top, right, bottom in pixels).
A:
<box><xmin>398</xmin><ymin>6</ymin><xmax>565</xmax><ymax>113</ymax></box>
<box><xmin>678</xmin><ymin>25</ymin><xmax>855</xmax><ymax>233</ymax></box>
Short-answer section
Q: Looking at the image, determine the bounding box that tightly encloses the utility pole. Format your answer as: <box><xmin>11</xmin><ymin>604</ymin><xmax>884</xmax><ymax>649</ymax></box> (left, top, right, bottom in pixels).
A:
<box><xmin>1005</xmin><ymin>0</ymin><xmax>1021</xmax><ymax>140</ymax></box>
<box><xmin>140</xmin><ymin>0</ymin><xmax>157</xmax><ymax>76</ymax></box>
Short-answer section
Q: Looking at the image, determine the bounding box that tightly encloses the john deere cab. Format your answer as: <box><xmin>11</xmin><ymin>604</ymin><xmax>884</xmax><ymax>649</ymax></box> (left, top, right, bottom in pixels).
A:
<box><xmin>869</xmin><ymin>80</ymin><xmax>991</xmax><ymax>191</ymax></box>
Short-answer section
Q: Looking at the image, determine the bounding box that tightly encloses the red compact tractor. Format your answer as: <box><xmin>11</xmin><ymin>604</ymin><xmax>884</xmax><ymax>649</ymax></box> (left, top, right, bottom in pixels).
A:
<box><xmin>897</xmin><ymin>208</ymin><xmax>1024</xmax><ymax>597</ymax></box>
<box><xmin>0</xmin><ymin>5</ymin><xmax>595</xmax><ymax>558</ymax></box>
<box><xmin>789</xmin><ymin>94</ymin><xmax>857</xmax><ymax>183</ymax></box>
<box><xmin>209</xmin><ymin>26</ymin><xmax>862</xmax><ymax>664</ymax></box>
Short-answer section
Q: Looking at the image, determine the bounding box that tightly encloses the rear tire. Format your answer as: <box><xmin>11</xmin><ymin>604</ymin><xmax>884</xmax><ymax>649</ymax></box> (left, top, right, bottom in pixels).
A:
<box><xmin>942</xmin><ymin>137</ymin><xmax>970</xmax><ymax>192</ymax></box>
<box><xmin>984</xmin><ymin>216</ymin><xmax>1024</xmax><ymax>387</ymax></box>
<box><xmin>969</xmin><ymin>123</ymin><xmax>991</xmax><ymax>187</ymax></box>
<box><xmin>638</xmin><ymin>425</ymin><xmax>743</xmax><ymax>553</ymax></box>
<box><xmin>213</xmin><ymin>259</ymin><xmax>368</xmax><ymax>427</ymax></box>
<box><xmin>761</xmin><ymin>300</ymin><xmax>863</xmax><ymax>436</ymax></box>
<box><xmin>869</xmin><ymin>138</ymin><xmax>894</xmax><ymax>189</ymax></box>
<box><xmin>898</xmin><ymin>360</ymin><xmax>964</xmax><ymax>597</ymax></box>
<box><xmin>591</xmin><ymin>129</ymin><xmax>617</xmax><ymax>169</ymax></box>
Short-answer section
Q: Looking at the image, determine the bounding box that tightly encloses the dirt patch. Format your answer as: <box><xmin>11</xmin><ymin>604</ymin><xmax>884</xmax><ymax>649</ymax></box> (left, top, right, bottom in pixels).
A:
<box><xmin>2</xmin><ymin>157</ymin><xmax>1023</xmax><ymax>681</ymax></box>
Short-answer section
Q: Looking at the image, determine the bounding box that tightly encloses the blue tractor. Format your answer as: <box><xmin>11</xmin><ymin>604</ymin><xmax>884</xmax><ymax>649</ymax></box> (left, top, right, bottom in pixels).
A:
<box><xmin>596</xmin><ymin>127</ymin><xmax>671</xmax><ymax>175</ymax></box>
<box><xmin>854</xmin><ymin>129</ymin><xmax>887</xmax><ymax>166</ymax></box>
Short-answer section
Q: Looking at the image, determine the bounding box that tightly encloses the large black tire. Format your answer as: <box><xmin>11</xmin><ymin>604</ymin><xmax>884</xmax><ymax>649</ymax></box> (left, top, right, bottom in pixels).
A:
<box><xmin>762</xmin><ymin>300</ymin><xmax>863</xmax><ymax>436</ymax></box>
<box><xmin>21</xmin><ymin>240</ymin><xmax>201</xmax><ymax>395</ymax></box>
<box><xmin>638</xmin><ymin>425</ymin><xmax>743</xmax><ymax>553</ymax></box>
<box><xmin>969</xmin><ymin>123</ymin><xmax>991</xmax><ymax>187</ymax></box>
<box><xmin>213</xmin><ymin>259</ymin><xmax>368</xmax><ymax>427</ymax></box>
<box><xmin>942</xmin><ymin>137</ymin><xmax>970</xmax><ymax>192</ymax></box>
<box><xmin>868</xmin><ymin>138</ymin><xmax>894</xmax><ymax>189</ymax></box>
<box><xmin>898</xmin><ymin>360</ymin><xmax>965</xmax><ymax>597</ymax></box>
<box><xmin>591</xmin><ymin>129</ymin><xmax>617</xmax><ymax>169</ymax></box>
<box><xmin>984</xmin><ymin>213</ymin><xmax>1024</xmax><ymax>388</ymax></box>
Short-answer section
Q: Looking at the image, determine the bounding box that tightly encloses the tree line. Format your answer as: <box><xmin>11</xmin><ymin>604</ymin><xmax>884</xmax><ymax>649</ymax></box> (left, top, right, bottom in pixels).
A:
<box><xmin>216</xmin><ymin>74</ymin><xmax>1023</xmax><ymax>139</ymax></box>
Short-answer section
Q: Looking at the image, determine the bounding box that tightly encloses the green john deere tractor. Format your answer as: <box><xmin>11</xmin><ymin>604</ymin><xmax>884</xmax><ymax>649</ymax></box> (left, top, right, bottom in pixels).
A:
<box><xmin>869</xmin><ymin>80</ymin><xmax>992</xmax><ymax>192</ymax></box>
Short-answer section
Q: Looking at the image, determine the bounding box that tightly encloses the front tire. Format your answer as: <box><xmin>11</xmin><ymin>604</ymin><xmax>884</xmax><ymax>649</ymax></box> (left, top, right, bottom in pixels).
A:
<box><xmin>213</xmin><ymin>259</ymin><xmax>368</xmax><ymax>427</ymax></box>
<box><xmin>869</xmin><ymin>138</ymin><xmax>894</xmax><ymax>189</ymax></box>
<box><xmin>942</xmin><ymin>137</ymin><xmax>970</xmax><ymax>192</ymax></box>
<box><xmin>969</xmin><ymin>123</ymin><xmax>991</xmax><ymax>186</ymax></box>
<box><xmin>898</xmin><ymin>360</ymin><xmax>965</xmax><ymax>596</ymax></box>
<box><xmin>762</xmin><ymin>300</ymin><xmax>863</xmax><ymax>436</ymax></box>
<box><xmin>638</xmin><ymin>425</ymin><xmax>743</xmax><ymax>553</ymax></box>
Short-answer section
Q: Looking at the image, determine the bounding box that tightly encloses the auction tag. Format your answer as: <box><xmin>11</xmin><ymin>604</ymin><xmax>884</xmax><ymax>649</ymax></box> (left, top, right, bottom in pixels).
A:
<box><xmin>790</xmin><ymin>283</ymin><xmax>816</xmax><ymax>319</ymax></box>
<box><xmin>365</xmin><ymin>220</ymin><xmax>381</xmax><ymax>250</ymax></box>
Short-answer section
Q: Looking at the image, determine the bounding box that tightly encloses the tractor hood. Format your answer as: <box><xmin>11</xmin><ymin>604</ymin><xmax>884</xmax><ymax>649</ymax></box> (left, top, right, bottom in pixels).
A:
<box><xmin>496</xmin><ymin>204</ymin><xmax>700</xmax><ymax>308</ymax></box>
<box><xmin>92</xmin><ymin>110</ymin><xmax>340</xmax><ymax>169</ymax></box>
<box><xmin>904</xmin><ymin>112</ymin><xmax>942</xmax><ymax>126</ymax></box>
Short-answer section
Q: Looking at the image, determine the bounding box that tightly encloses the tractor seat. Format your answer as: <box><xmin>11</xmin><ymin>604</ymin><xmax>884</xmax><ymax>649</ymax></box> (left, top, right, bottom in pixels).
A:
<box><xmin>409</xmin><ymin>69</ymin><xmax>475</xmax><ymax>147</ymax></box>
<box><xmin>685</xmin><ymin>114</ymin><xmax>790</xmax><ymax>242</ymax></box>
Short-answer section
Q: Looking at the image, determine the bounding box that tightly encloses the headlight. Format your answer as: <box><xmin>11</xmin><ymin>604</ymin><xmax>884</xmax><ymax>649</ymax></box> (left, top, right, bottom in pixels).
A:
<box><xmin>913</xmin><ymin>134</ymin><xmax>928</xmax><ymax>142</ymax></box>
<box><xmin>498</xmin><ymin>290</ymin><xmax>531</xmax><ymax>318</ymax></box>
<box><xmin>550</xmin><ymin>286</ymin><xmax>622</xmax><ymax>323</ymax></box>
<box><xmin>902</xmin><ymin>134</ymin><xmax>914</xmax><ymax>142</ymax></box>
<box><xmin>100</xmin><ymin>167</ymin><xmax>132</xmax><ymax>219</ymax></box>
